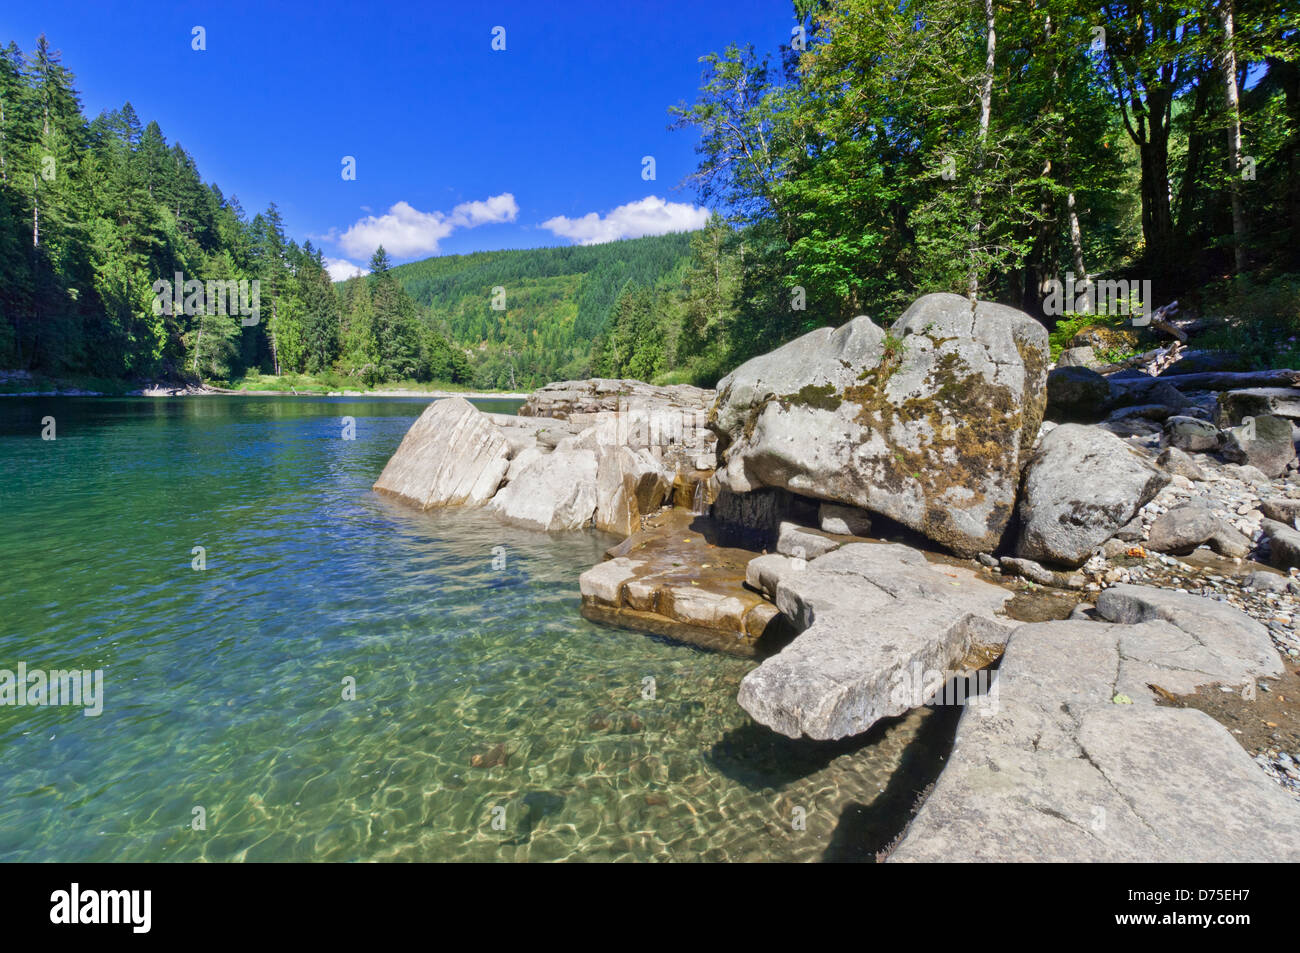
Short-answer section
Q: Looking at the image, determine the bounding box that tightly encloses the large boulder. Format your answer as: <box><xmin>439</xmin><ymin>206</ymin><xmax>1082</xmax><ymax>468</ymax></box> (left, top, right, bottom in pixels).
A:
<box><xmin>1045</xmin><ymin>365</ymin><xmax>1112</xmax><ymax>422</ymax></box>
<box><xmin>1219</xmin><ymin>414</ymin><xmax>1296</xmax><ymax>478</ymax></box>
<box><xmin>372</xmin><ymin>397</ymin><xmax>510</xmax><ymax>509</ymax></box>
<box><xmin>710</xmin><ymin>293</ymin><xmax>1049</xmax><ymax>557</ymax></box>
<box><xmin>486</xmin><ymin>448</ymin><xmax>599</xmax><ymax>531</ymax></box>
<box><xmin>1016</xmin><ymin>424</ymin><xmax>1169</xmax><ymax>567</ymax></box>
<box><xmin>736</xmin><ymin>542</ymin><xmax>1014</xmax><ymax>740</ymax></box>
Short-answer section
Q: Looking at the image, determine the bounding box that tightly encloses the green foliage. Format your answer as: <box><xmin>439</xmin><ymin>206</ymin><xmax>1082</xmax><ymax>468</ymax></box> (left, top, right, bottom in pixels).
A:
<box><xmin>1194</xmin><ymin>274</ymin><xmax>1300</xmax><ymax>370</ymax></box>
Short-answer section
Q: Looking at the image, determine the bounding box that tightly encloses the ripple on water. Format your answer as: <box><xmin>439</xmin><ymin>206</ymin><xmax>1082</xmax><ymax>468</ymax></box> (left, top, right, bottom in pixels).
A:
<box><xmin>0</xmin><ymin>397</ymin><xmax>955</xmax><ymax>861</ymax></box>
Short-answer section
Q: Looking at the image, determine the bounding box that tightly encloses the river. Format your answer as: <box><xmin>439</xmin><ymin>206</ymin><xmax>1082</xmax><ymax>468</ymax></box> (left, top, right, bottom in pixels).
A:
<box><xmin>0</xmin><ymin>396</ymin><xmax>952</xmax><ymax>861</ymax></box>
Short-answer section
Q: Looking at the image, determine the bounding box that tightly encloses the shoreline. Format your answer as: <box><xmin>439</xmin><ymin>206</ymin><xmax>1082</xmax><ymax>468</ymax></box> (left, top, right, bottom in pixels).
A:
<box><xmin>1</xmin><ymin>385</ymin><xmax>528</xmax><ymax>400</ymax></box>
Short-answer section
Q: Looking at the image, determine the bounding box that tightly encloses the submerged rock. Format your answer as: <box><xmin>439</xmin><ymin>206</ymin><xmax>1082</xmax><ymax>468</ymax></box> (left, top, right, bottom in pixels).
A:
<box><xmin>1016</xmin><ymin>424</ymin><xmax>1169</xmax><ymax>568</ymax></box>
<box><xmin>710</xmin><ymin>292</ymin><xmax>1049</xmax><ymax>557</ymax></box>
<box><xmin>736</xmin><ymin>541</ymin><xmax>1014</xmax><ymax>740</ymax></box>
<box><xmin>372</xmin><ymin>396</ymin><xmax>511</xmax><ymax>509</ymax></box>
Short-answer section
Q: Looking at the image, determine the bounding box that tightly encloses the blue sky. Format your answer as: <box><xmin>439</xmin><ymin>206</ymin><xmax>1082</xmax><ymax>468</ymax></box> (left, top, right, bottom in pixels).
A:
<box><xmin>3</xmin><ymin>0</ymin><xmax>795</xmax><ymax>278</ymax></box>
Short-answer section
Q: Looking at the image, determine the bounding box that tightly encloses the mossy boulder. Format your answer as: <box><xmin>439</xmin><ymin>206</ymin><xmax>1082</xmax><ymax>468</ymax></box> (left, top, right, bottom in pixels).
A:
<box><xmin>709</xmin><ymin>292</ymin><xmax>1050</xmax><ymax>557</ymax></box>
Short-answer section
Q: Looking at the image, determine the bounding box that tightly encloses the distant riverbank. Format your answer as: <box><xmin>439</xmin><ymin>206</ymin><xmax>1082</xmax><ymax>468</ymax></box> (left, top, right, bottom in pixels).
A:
<box><xmin>0</xmin><ymin>370</ymin><xmax>525</xmax><ymax>401</ymax></box>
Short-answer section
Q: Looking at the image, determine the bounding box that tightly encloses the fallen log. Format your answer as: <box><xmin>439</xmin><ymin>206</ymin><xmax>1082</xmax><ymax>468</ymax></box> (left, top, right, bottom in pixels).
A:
<box><xmin>1155</xmin><ymin>368</ymin><xmax>1300</xmax><ymax>390</ymax></box>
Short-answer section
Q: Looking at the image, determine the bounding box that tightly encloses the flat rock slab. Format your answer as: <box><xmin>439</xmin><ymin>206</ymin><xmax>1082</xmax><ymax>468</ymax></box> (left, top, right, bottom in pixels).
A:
<box><xmin>889</xmin><ymin>616</ymin><xmax>1300</xmax><ymax>862</ymax></box>
<box><xmin>737</xmin><ymin>542</ymin><xmax>1015</xmax><ymax>740</ymax></box>
<box><xmin>578</xmin><ymin>510</ymin><xmax>784</xmax><ymax>657</ymax></box>
<box><xmin>1096</xmin><ymin>584</ymin><xmax>1284</xmax><ymax>685</ymax></box>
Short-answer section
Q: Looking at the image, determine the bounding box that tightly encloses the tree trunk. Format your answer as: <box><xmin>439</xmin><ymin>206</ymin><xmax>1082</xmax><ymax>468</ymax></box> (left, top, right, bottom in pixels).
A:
<box><xmin>1219</xmin><ymin>0</ymin><xmax>1248</xmax><ymax>275</ymax></box>
<box><xmin>968</xmin><ymin>0</ymin><xmax>995</xmax><ymax>301</ymax></box>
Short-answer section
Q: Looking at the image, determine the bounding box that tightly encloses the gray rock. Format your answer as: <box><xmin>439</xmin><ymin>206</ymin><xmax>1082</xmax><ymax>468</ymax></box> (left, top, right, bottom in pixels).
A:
<box><xmin>1262</xmin><ymin>519</ymin><xmax>1300</xmax><ymax>570</ymax></box>
<box><xmin>1242</xmin><ymin>569</ymin><xmax>1292</xmax><ymax>593</ymax></box>
<box><xmin>1220</xmin><ymin>414</ymin><xmax>1297</xmax><ymax>478</ymax></box>
<box><xmin>486</xmin><ymin>448</ymin><xmax>598</xmax><ymax>531</ymax></box>
<box><xmin>593</xmin><ymin>446</ymin><xmax>672</xmax><ymax>537</ymax></box>
<box><xmin>520</xmin><ymin>378</ymin><xmax>714</xmax><ymax>421</ymax></box>
<box><xmin>737</xmin><ymin>542</ymin><xmax>1014</xmax><ymax>740</ymax></box>
<box><xmin>818</xmin><ymin>502</ymin><xmax>872</xmax><ymax>537</ymax></box>
<box><xmin>1147</xmin><ymin>504</ymin><xmax>1251</xmax><ymax>558</ymax></box>
<box><xmin>1107</xmin><ymin>403</ymin><xmax>1181</xmax><ymax>423</ymax></box>
<box><xmin>1222</xmin><ymin>463</ymin><xmax>1273</xmax><ymax>485</ymax></box>
<box><xmin>1110</xmin><ymin>378</ymin><xmax>1195</xmax><ymax>413</ymax></box>
<box><xmin>1113</xmin><ymin>516</ymin><xmax>1146</xmax><ymax>542</ymax></box>
<box><xmin>889</xmin><ymin>618</ymin><xmax>1300</xmax><ymax>862</ymax></box>
<box><xmin>1055</xmin><ymin>345</ymin><xmax>1102</xmax><ymax>369</ymax></box>
<box><xmin>1016</xmin><ymin>424</ymin><xmax>1170</xmax><ymax>567</ymax></box>
<box><xmin>1217</xmin><ymin>388</ymin><xmax>1300</xmax><ymax>426</ymax></box>
<box><xmin>1260</xmin><ymin>497</ymin><xmax>1300</xmax><ymax>524</ymax></box>
<box><xmin>578</xmin><ymin>557</ymin><xmax>644</xmax><ymax>603</ymax></box>
<box><xmin>504</xmin><ymin>445</ymin><xmax>548</xmax><ymax>484</ymax></box>
<box><xmin>1045</xmin><ymin>365</ymin><xmax>1112</xmax><ymax>423</ymax></box>
<box><xmin>486</xmin><ymin>412</ymin><xmax>579</xmax><ymax>453</ymax></box>
<box><xmin>744</xmin><ymin>553</ymin><xmax>799</xmax><ymax>599</ymax></box>
<box><xmin>1163</xmin><ymin>415</ymin><xmax>1221</xmax><ymax>452</ymax></box>
<box><xmin>373</xmin><ymin>396</ymin><xmax>511</xmax><ymax>509</ymax></box>
<box><xmin>776</xmin><ymin>522</ymin><xmax>843</xmax><ymax>561</ymax></box>
<box><xmin>1095</xmin><ymin>584</ymin><xmax>1283</xmax><ymax>682</ymax></box>
<box><xmin>999</xmin><ymin>556</ymin><xmax>1085</xmax><ymax>589</ymax></box>
<box><xmin>710</xmin><ymin>293</ymin><xmax>1048</xmax><ymax>557</ymax></box>
<box><xmin>1154</xmin><ymin>446</ymin><xmax>1205</xmax><ymax>481</ymax></box>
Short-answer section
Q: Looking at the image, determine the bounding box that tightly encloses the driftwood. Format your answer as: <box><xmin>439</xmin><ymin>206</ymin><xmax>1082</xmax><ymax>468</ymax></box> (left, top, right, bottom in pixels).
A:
<box><xmin>1155</xmin><ymin>368</ymin><xmax>1300</xmax><ymax>391</ymax></box>
<box><xmin>1144</xmin><ymin>300</ymin><xmax>1188</xmax><ymax>343</ymax></box>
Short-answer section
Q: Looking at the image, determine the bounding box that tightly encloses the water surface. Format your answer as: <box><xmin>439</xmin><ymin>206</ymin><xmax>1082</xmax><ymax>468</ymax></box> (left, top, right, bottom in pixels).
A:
<box><xmin>0</xmin><ymin>396</ymin><xmax>952</xmax><ymax>861</ymax></box>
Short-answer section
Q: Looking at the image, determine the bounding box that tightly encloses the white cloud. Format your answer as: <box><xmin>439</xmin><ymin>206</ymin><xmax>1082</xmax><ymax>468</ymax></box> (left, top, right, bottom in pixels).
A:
<box><xmin>448</xmin><ymin>193</ymin><xmax>519</xmax><ymax>228</ymax></box>
<box><xmin>324</xmin><ymin>257</ymin><xmax>369</xmax><ymax>282</ymax></box>
<box><xmin>336</xmin><ymin>193</ymin><xmax>519</xmax><ymax>259</ymax></box>
<box><xmin>541</xmin><ymin>195</ymin><xmax>710</xmax><ymax>246</ymax></box>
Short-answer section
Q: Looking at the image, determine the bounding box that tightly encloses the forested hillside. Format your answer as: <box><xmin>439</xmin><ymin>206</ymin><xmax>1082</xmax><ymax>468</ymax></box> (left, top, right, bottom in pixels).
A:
<box><xmin>386</xmin><ymin>233</ymin><xmax>693</xmax><ymax>388</ymax></box>
<box><xmin>0</xmin><ymin>36</ymin><xmax>347</xmax><ymax>385</ymax></box>
<box><xmin>4</xmin><ymin>1</ymin><xmax>1299</xmax><ymax>395</ymax></box>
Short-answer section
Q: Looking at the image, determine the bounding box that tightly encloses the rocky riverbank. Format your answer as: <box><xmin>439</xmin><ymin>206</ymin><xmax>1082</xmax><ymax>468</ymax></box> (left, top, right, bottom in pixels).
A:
<box><xmin>373</xmin><ymin>291</ymin><xmax>1300</xmax><ymax>861</ymax></box>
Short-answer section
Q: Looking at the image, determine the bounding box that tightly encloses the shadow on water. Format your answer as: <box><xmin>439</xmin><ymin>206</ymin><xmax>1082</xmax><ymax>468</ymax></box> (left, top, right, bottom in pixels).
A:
<box><xmin>706</xmin><ymin>667</ymin><xmax>992</xmax><ymax>863</ymax></box>
<box><xmin>707</xmin><ymin>713</ymin><xmax>904</xmax><ymax>788</ymax></box>
<box><xmin>820</xmin><ymin>701</ymin><xmax>965</xmax><ymax>862</ymax></box>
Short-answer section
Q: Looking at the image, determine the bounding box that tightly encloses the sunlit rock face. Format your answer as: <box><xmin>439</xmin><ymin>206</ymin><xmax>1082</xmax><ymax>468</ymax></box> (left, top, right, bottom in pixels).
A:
<box><xmin>709</xmin><ymin>293</ymin><xmax>1049</xmax><ymax>557</ymax></box>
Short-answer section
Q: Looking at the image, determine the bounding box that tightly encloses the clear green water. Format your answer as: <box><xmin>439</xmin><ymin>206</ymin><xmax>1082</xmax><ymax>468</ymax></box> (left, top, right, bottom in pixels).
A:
<box><xmin>0</xmin><ymin>396</ymin><xmax>953</xmax><ymax>862</ymax></box>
